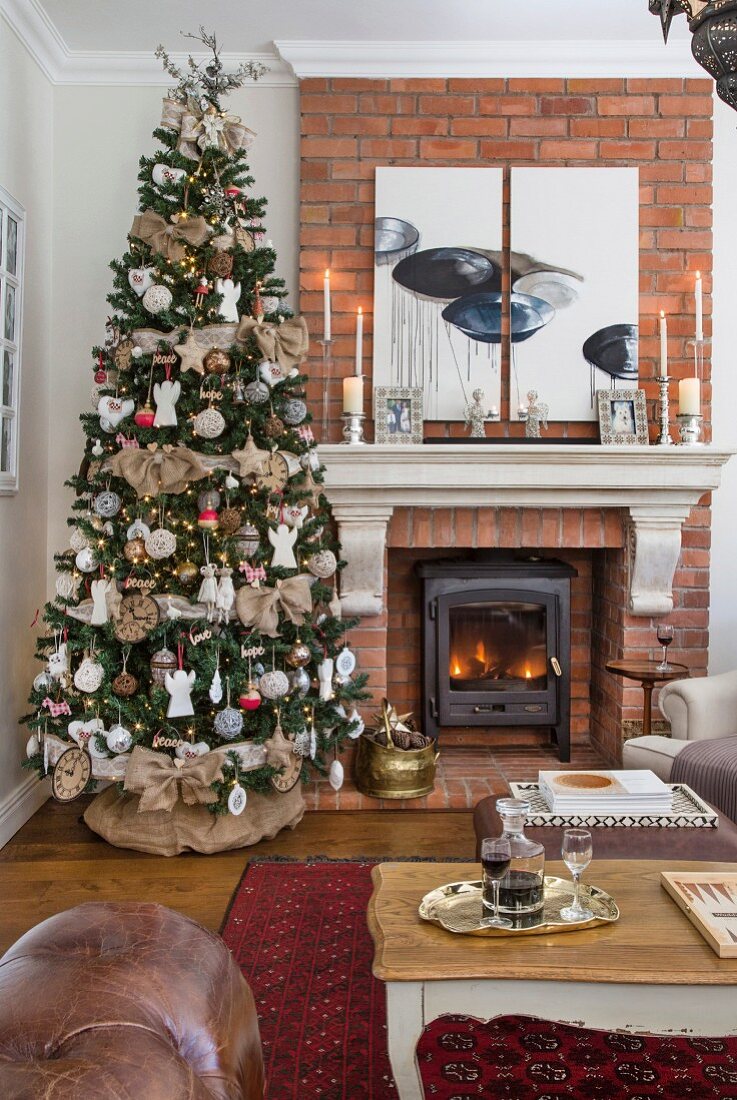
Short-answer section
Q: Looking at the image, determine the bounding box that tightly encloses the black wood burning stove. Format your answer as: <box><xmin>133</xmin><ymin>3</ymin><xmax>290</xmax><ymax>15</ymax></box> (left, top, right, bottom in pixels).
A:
<box><xmin>417</xmin><ymin>554</ymin><xmax>576</xmax><ymax>762</ymax></box>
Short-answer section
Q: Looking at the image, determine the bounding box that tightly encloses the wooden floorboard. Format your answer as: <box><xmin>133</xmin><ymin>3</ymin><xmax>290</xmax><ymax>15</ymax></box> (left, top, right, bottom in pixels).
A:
<box><xmin>0</xmin><ymin>799</ymin><xmax>476</xmax><ymax>954</ymax></box>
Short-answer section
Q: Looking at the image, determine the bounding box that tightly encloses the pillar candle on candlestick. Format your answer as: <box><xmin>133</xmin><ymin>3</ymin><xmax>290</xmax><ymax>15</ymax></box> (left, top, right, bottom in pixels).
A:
<box><xmin>679</xmin><ymin>377</ymin><xmax>701</xmax><ymax>416</ymax></box>
<box><xmin>695</xmin><ymin>270</ymin><xmax>703</xmax><ymax>343</ymax></box>
<box><xmin>323</xmin><ymin>269</ymin><xmax>331</xmax><ymax>342</ymax></box>
<box><xmin>355</xmin><ymin>307</ymin><xmax>363</xmax><ymax>376</ymax></box>
<box><xmin>343</xmin><ymin>375</ymin><xmax>364</xmax><ymax>414</ymax></box>
<box><xmin>659</xmin><ymin>310</ymin><xmax>668</xmax><ymax>379</ymax></box>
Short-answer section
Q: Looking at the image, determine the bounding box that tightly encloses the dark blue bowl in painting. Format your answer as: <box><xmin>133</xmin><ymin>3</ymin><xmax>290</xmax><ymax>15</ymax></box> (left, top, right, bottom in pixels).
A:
<box><xmin>582</xmin><ymin>324</ymin><xmax>638</xmax><ymax>379</ymax></box>
<box><xmin>442</xmin><ymin>291</ymin><xmax>555</xmax><ymax>344</ymax></box>
<box><xmin>393</xmin><ymin>247</ymin><xmax>501</xmax><ymax>300</ymax></box>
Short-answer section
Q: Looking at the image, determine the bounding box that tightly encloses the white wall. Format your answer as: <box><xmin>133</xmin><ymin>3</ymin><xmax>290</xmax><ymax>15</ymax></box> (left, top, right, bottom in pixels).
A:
<box><xmin>708</xmin><ymin>96</ymin><xmax>737</xmax><ymax>673</ymax></box>
<box><xmin>0</xmin><ymin>17</ymin><xmax>54</xmax><ymax>842</ymax></box>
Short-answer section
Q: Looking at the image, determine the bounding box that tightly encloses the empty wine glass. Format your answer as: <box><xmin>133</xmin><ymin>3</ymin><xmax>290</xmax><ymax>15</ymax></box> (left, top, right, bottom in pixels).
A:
<box><xmin>480</xmin><ymin>836</ymin><xmax>513</xmax><ymax>929</ymax></box>
<box><xmin>560</xmin><ymin>828</ymin><xmax>594</xmax><ymax>923</ymax></box>
<box><xmin>656</xmin><ymin>624</ymin><xmax>674</xmax><ymax>672</ymax></box>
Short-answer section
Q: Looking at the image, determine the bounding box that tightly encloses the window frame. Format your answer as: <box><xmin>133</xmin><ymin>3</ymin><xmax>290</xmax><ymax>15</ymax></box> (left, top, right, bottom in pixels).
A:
<box><xmin>0</xmin><ymin>184</ymin><xmax>25</xmax><ymax>494</ymax></box>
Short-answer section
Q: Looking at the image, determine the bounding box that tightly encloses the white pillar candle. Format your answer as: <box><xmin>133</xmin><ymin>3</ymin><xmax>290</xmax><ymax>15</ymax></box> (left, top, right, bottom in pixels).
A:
<box><xmin>323</xmin><ymin>269</ymin><xmax>331</xmax><ymax>342</ymax></box>
<box><xmin>343</xmin><ymin>375</ymin><xmax>364</xmax><ymax>414</ymax></box>
<box><xmin>679</xmin><ymin>376</ymin><xmax>701</xmax><ymax>416</ymax></box>
<box><xmin>355</xmin><ymin>307</ymin><xmax>363</xmax><ymax>376</ymax></box>
<box><xmin>695</xmin><ymin>270</ymin><xmax>703</xmax><ymax>343</ymax></box>
<box><xmin>659</xmin><ymin>310</ymin><xmax>668</xmax><ymax>379</ymax></box>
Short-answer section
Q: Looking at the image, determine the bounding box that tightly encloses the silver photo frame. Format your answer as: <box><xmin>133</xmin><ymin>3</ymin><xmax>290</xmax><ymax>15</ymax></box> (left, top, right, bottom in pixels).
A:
<box><xmin>596</xmin><ymin>388</ymin><xmax>648</xmax><ymax>446</ymax></box>
<box><xmin>374</xmin><ymin>386</ymin><xmax>423</xmax><ymax>445</ymax></box>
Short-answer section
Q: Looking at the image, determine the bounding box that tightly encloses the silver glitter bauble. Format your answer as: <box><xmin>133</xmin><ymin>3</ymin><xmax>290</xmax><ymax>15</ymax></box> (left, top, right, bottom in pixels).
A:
<box><xmin>293</xmin><ymin>728</ymin><xmax>311</xmax><ymax>757</ymax></box>
<box><xmin>150</xmin><ymin>647</ymin><xmax>177</xmax><ymax>685</ymax></box>
<box><xmin>282</xmin><ymin>399</ymin><xmax>307</xmax><ymax>426</ymax></box>
<box><xmin>258</xmin><ymin>670</ymin><xmax>290</xmax><ymax>700</ymax></box>
<box><xmin>244</xmin><ymin>380</ymin><xmax>269</xmax><ymax>405</ymax></box>
<box><xmin>193</xmin><ymin>407</ymin><xmax>225</xmax><ymax>439</ymax></box>
<box><xmin>106</xmin><ymin>724</ymin><xmax>133</xmax><ymax>754</ymax></box>
<box><xmin>75</xmin><ymin>546</ymin><xmax>97</xmax><ymax>573</ymax></box>
<box><xmin>33</xmin><ymin>671</ymin><xmax>54</xmax><ymax>693</ymax></box>
<box><xmin>214</xmin><ymin>707</ymin><xmax>244</xmax><ymax>740</ymax></box>
<box><xmin>69</xmin><ymin>528</ymin><xmax>90</xmax><ymax>553</ymax></box>
<box><xmin>145</xmin><ymin>527</ymin><xmax>177</xmax><ymax>559</ymax></box>
<box><xmin>94</xmin><ymin>490</ymin><xmax>122</xmax><ymax>518</ymax></box>
<box><xmin>198</xmin><ymin>488</ymin><xmax>221</xmax><ymax>512</ymax></box>
<box><xmin>306</xmin><ymin>549</ymin><xmax>337</xmax><ymax>579</ymax></box>
<box><xmin>234</xmin><ymin>523</ymin><xmax>260</xmax><ymax>557</ymax></box>
<box><xmin>127</xmin><ymin>519</ymin><xmax>150</xmax><ymax>540</ymax></box>
<box><xmin>142</xmin><ymin>284</ymin><xmax>173</xmax><ymax>314</ymax></box>
<box><xmin>289</xmin><ymin>667</ymin><xmax>311</xmax><ymax>696</ymax></box>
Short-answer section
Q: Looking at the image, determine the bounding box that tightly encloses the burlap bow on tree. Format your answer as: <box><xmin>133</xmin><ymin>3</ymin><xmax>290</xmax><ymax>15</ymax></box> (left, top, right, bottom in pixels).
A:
<box><xmin>130</xmin><ymin>208</ymin><xmax>210</xmax><ymax>262</ymax></box>
<box><xmin>160</xmin><ymin>97</ymin><xmax>255</xmax><ymax>161</ymax></box>
<box><xmin>236</xmin><ymin>316</ymin><xmax>309</xmax><ymax>370</ymax></box>
<box><xmin>124</xmin><ymin>746</ymin><xmax>224</xmax><ymax>814</ymax></box>
<box><xmin>235</xmin><ymin>575</ymin><xmax>313</xmax><ymax>638</ymax></box>
<box><xmin>108</xmin><ymin>445</ymin><xmax>208</xmax><ymax>498</ymax></box>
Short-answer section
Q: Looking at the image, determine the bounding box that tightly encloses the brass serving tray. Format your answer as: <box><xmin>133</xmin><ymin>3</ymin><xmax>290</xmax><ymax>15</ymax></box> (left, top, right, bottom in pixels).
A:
<box><xmin>419</xmin><ymin>876</ymin><xmax>619</xmax><ymax>937</ymax></box>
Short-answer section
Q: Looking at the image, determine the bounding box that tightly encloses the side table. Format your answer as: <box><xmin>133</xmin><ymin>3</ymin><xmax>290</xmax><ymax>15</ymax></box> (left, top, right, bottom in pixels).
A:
<box><xmin>606</xmin><ymin>659</ymin><xmax>689</xmax><ymax>737</ymax></box>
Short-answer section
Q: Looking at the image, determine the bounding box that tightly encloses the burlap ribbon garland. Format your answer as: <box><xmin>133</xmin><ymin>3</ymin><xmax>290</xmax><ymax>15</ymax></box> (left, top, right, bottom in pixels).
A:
<box><xmin>236</xmin><ymin>316</ymin><xmax>309</xmax><ymax>370</ymax></box>
<box><xmin>124</xmin><ymin>745</ymin><xmax>224</xmax><ymax>814</ymax></box>
<box><xmin>130</xmin><ymin>208</ymin><xmax>210</xmax><ymax>262</ymax></box>
<box><xmin>108</xmin><ymin>445</ymin><xmax>208</xmax><ymax>498</ymax></box>
<box><xmin>160</xmin><ymin>97</ymin><xmax>255</xmax><ymax>161</ymax></box>
<box><xmin>235</xmin><ymin>575</ymin><xmax>313</xmax><ymax>638</ymax></box>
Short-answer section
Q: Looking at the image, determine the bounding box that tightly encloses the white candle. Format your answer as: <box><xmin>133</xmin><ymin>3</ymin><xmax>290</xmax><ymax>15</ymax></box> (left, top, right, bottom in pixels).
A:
<box><xmin>355</xmin><ymin>307</ymin><xmax>363</xmax><ymax>376</ymax></box>
<box><xmin>659</xmin><ymin>310</ymin><xmax>668</xmax><ymax>379</ymax></box>
<box><xmin>679</xmin><ymin>377</ymin><xmax>701</xmax><ymax>416</ymax></box>
<box><xmin>695</xmin><ymin>270</ymin><xmax>703</xmax><ymax>343</ymax></box>
<box><xmin>343</xmin><ymin>375</ymin><xmax>364</xmax><ymax>414</ymax></box>
<box><xmin>323</xmin><ymin>269</ymin><xmax>331</xmax><ymax>342</ymax></box>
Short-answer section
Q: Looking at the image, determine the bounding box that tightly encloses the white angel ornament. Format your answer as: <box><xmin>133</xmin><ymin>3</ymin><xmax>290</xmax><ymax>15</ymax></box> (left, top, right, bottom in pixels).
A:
<box><xmin>153</xmin><ymin>378</ymin><xmax>181</xmax><ymax>428</ymax></box>
<box><xmin>165</xmin><ymin>669</ymin><xmax>196</xmax><ymax>718</ymax></box>
<box><xmin>268</xmin><ymin>523</ymin><xmax>298</xmax><ymax>569</ymax></box>
<box><xmin>215</xmin><ymin>278</ymin><xmax>242</xmax><ymax>323</ymax></box>
<box><xmin>90</xmin><ymin>578</ymin><xmax>112</xmax><ymax>626</ymax></box>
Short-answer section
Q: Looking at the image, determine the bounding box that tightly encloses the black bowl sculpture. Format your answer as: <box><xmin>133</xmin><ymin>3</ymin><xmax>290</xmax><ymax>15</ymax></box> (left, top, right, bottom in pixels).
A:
<box><xmin>442</xmin><ymin>291</ymin><xmax>555</xmax><ymax>345</ymax></box>
<box><xmin>374</xmin><ymin>217</ymin><xmax>420</xmax><ymax>265</ymax></box>
<box><xmin>582</xmin><ymin>324</ymin><xmax>638</xmax><ymax>379</ymax></box>
<box><xmin>393</xmin><ymin>247</ymin><xmax>501</xmax><ymax>300</ymax></box>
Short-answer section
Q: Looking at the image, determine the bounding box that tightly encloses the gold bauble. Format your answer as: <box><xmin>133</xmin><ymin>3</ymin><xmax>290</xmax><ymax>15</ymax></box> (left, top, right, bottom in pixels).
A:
<box><xmin>203</xmin><ymin>347</ymin><xmax>232</xmax><ymax>375</ymax></box>
<box><xmin>123</xmin><ymin>537</ymin><xmax>147</xmax><ymax>563</ymax></box>
<box><xmin>218</xmin><ymin>507</ymin><xmax>242</xmax><ymax>536</ymax></box>
<box><xmin>286</xmin><ymin>640</ymin><xmax>311</xmax><ymax>669</ymax></box>
<box><xmin>174</xmin><ymin>560</ymin><xmax>199</xmax><ymax>586</ymax></box>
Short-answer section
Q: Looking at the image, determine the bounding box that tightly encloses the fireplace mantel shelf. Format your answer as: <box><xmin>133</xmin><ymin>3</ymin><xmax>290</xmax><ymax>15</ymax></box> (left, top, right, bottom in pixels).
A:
<box><xmin>319</xmin><ymin>444</ymin><xmax>735</xmax><ymax>619</ymax></box>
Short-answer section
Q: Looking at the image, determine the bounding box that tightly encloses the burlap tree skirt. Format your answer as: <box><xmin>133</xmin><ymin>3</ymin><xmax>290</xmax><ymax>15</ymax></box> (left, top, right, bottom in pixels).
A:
<box><xmin>84</xmin><ymin>784</ymin><xmax>305</xmax><ymax>856</ymax></box>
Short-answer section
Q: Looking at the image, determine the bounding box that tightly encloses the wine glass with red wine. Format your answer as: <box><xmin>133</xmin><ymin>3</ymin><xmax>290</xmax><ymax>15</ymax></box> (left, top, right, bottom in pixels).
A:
<box><xmin>656</xmin><ymin>623</ymin><xmax>674</xmax><ymax>672</ymax></box>
<box><xmin>480</xmin><ymin>836</ymin><xmax>513</xmax><ymax>929</ymax></box>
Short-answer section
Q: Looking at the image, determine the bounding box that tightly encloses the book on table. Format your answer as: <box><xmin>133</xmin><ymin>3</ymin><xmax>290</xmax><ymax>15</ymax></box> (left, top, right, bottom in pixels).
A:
<box><xmin>539</xmin><ymin>770</ymin><xmax>673</xmax><ymax>815</ymax></box>
<box><xmin>661</xmin><ymin>872</ymin><xmax>737</xmax><ymax>958</ymax></box>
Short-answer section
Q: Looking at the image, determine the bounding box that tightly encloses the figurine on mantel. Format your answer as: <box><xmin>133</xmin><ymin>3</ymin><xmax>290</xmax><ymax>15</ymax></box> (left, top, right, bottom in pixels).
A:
<box><xmin>464</xmin><ymin>388</ymin><xmax>494</xmax><ymax>438</ymax></box>
<box><xmin>525</xmin><ymin>390</ymin><xmax>549</xmax><ymax>439</ymax></box>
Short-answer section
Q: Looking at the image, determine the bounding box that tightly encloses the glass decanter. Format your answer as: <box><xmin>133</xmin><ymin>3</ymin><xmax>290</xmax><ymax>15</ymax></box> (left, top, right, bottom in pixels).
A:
<box><xmin>495</xmin><ymin>797</ymin><xmax>546</xmax><ymax>916</ymax></box>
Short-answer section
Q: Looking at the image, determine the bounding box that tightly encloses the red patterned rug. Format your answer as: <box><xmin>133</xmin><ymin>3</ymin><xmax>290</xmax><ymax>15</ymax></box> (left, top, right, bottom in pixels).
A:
<box><xmin>221</xmin><ymin>859</ymin><xmax>397</xmax><ymax>1099</ymax></box>
<box><xmin>222</xmin><ymin>861</ymin><xmax>737</xmax><ymax>1100</ymax></box>
<box><xmin>417</xmin><ymin>1013</ymin><xmax>737</xmax><ymax>1099</ymax></box>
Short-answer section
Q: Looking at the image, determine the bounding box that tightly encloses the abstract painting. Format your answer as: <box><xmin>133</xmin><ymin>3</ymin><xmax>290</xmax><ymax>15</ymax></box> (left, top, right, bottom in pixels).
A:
<box><xmin>373</xmin><ymin>167</ymin><xmax>503</xmax><ymax>422</ymax></box>
<box><xmin>510</xmin><ymin>167</ymin><xmax>639</xmax><ymax>423</ymax></box>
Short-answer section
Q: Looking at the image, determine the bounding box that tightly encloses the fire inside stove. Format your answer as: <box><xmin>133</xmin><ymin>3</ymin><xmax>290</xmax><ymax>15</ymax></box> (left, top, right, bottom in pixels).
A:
<box><xmin>449</xmin><ymin>601</ymin><xmax>548</xmax><ymax>692</ymax></box>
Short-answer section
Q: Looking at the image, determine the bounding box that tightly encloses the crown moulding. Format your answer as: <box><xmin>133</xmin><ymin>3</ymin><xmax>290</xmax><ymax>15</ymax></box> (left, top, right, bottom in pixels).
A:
<box><xmin>1</xmin><ymin>0</ymin><xmax>700</xmax><ymax>86</ymax></box>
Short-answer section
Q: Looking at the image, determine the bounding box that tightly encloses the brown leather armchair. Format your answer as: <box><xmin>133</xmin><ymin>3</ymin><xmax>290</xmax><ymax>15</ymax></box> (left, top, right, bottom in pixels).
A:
<box><xmin>0</xmin><ymin>901</ymin><xmax>264</xmax><ymax>1099</ymax></box>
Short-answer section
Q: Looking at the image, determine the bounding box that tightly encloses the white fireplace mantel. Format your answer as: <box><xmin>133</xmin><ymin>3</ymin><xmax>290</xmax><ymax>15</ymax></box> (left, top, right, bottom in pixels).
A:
<box><xmin>319</xmin><ymin>444</ymin><xmax>735</xmax><ymax>618</ymax></box>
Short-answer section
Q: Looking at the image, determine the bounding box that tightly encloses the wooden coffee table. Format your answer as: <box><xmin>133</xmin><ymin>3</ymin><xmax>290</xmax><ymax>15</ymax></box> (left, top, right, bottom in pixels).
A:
<box><xmin>606</xmin><ymin>658</ymin><xmax>689</xmax><ymax>735</ymax></box>
<box><xmin>368</xmin><ymin>860</ymin><xmax>737</xmax><ymax>1100</ymax></box>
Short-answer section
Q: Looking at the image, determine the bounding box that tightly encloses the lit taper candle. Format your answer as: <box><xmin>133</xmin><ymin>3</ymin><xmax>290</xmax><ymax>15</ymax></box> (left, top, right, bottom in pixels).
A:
<box><xmin>695</xmin><ymin>270</ymin><xmax>703</xmax><ymax>343</ymax></box>
<box><xmin>355</xmin><ymin>306</ymin><xmax>363</xmax><ymax>376</ymax></box>
<box><xmin>659</xmin><ymin>310</ymin><xmax>668</xmax><ymax>379</ymax></box>
<box><xmin>323</xmin><ymin>269</ymin><xmax>331</xmax><ymax>342</ymax></box>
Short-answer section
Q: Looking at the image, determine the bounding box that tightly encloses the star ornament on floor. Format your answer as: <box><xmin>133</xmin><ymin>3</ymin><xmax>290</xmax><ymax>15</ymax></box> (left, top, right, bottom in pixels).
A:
<box><xmin>232</xmin><ymin>432</ymin><xmax>270</xmax><ymax>479</ymax></box>
<box><xmin>174</xmin><ymin>329</ymin><xmax>207</xmax><ymax>375</ymax></box>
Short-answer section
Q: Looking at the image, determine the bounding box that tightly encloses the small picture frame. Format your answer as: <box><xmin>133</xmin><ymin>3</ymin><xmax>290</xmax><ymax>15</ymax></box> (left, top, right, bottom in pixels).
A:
<box><xmin>596</xmin><ymin>389</ymin><xmax>649</xmax><ymax>446</ymax></box>
<box><xmin>374</xmin><ymin>386</ymin><xmax>423</xmax><ymax>445</ymax></box>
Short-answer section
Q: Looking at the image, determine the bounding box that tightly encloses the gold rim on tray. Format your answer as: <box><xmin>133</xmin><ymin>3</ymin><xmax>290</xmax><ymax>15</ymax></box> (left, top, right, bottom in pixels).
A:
<box><xmin>419</xmin><ymin>876</ymin><xmax>619</xmax><ymax>937</ymax></box>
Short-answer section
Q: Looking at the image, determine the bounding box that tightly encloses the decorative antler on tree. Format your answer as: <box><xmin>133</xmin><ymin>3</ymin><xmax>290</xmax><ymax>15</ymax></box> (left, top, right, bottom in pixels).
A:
<box><xmin>155</xmin><ymin>26</ymin><xmax>267</xmax><ymax>109</ymax></box>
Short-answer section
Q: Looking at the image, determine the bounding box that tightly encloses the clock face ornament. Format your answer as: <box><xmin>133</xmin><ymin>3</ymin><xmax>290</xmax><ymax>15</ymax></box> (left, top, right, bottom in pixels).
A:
<box><xmin>114</xmin><ymin>593</ymin><xmax>161</xmax><ymax>643</ymax></box>
<box><xmin>269</xmin><ymin>745</ymin><xmax>303</xmax><ymax>793</ymax></box>
<box><xmin>256</xmin><ymin>451</ymin><xmax>290</xmax><ymax>493</ymax></box>
<box><xmin>51</xmin><ymin>746</ymin><xmax>92</xmax><ymax>802</ymax></box>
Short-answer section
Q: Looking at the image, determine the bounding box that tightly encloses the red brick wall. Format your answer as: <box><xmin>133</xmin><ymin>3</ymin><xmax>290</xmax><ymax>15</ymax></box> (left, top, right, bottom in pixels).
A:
<box><xmin>298</xmin><ymin>78</ymin><xmax>714</xmax><ymax>759</ymax></box>
<box><xmin>299</xmin><ymin>76</ymin><xmax>713</xmax><ymax>440</ymax></box>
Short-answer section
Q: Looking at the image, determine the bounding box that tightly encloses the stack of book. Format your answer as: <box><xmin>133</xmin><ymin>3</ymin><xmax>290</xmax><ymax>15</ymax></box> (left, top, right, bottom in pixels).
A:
<box><xmin>539</xmin><ymin>769</ymin><xmax>673</xmax><ymax>816</ymax></box>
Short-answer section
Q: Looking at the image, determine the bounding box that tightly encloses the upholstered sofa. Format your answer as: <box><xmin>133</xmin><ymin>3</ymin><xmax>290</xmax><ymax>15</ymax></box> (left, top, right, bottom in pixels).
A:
<box><xmin>623</xmin><ymin>668</ymin><xmax>737</xmax><ymax>781</ymax></box>
<box><xmin>0</xmin><ymin>901</ymin><xmax>264</xmax><ymax>1099</ymax></box>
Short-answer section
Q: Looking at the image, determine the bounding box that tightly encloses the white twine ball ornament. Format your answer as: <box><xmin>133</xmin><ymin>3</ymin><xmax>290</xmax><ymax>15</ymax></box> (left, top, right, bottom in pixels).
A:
<box><xmin>142</xmin><ymin>284</ymin><xmax>173</xmax><ymax>315</ymax></box>
<box><xmin>74</xmin><ymin>653</ymin><xmax>104</xmax><ymax>693</ymax></box>
<box><xmin>282</xmin><ymin>399</ymin><xmax>307</xmax><ymax>426</ymax></box>
<box><xmin>94</xmin><ymin>490</ymin><xmax>122</xmax><ymax>518</ymax></box>
<box><xmin>69</xmin><ymin>528</ymin><xmax>90</xmax><ymax>553</ymax></box>
<box><xmin>145</xmin><ymin>527</ymin><xmax>177</xmax><ymax>559</ymax></box>
<box><xmin>214</xmin><ymin>677</ymin><xmax>244</xmax><ymax>740</ymax></box>
<box><xmin>307</xmin><ymin>549</ymin><xmax>337</xmax><ymax>579</ymax></box>
<box><xmin>258</xmin><ymin>669</ymin><xmax>290</xmax><ymax>700</ymax></box>
<box><xmin>194</xmin><ymin>407</ymin><xmax>226</xmax><ymax>439</ymax></box>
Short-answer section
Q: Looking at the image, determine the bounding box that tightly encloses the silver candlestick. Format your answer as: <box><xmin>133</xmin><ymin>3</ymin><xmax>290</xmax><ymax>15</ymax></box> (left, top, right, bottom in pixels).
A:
<box><xmin>677</xmin><ymin>413</ymin><xmax>704</xmax><ymax>446</ymax></box>
<box><xmin>341</xmin><ymin>412</ymin><xmax>366</xmax><ymax>445</ymax></box>
<box><xmin>656</xmin><ymin>375</ymin><xmax>675</xmax><ymax>446</ymax></box>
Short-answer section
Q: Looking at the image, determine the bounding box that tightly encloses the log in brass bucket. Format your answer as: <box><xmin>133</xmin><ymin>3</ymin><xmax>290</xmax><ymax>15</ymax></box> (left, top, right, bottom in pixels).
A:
<box><xmin>354</xmin><ymin>734</ymin><xmax>438</xmax><ymax>800</ymax></box>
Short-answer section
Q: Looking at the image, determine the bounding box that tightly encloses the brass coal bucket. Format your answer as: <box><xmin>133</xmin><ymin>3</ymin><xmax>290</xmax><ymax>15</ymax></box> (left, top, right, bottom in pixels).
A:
<box><xmin>354</xmin><ymin>734</ymin><xmax>438</xmax><ymax>800</ymax></box>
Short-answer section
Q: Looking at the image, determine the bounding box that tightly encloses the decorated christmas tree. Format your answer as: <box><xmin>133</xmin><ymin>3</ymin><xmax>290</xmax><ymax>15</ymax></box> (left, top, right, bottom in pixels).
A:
<box><xmin>21</xmin><ymin>30</ymin><xmax>366</xmax><ymax>846</ymax></box>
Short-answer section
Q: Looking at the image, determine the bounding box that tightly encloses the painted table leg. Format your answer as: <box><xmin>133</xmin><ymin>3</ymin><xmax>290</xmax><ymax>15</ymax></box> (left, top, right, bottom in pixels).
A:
<box><xmin>641</xmin><ymin>679</ymin><xmax>654</xmax><ymax>736</ymax></box>
<box><xmin>385</xmin><ymin>981</ymin><xmax>425</xmax><ymax>1100</ymax></box>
